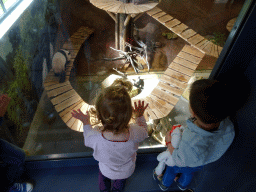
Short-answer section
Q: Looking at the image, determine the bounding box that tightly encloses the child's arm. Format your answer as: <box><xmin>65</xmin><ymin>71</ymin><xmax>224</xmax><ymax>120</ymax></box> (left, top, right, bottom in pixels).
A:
<box><xmin>71</xmin><ymin>109</ymin><xmax>90</xmax><ymax>125</ymax></box>
<box><xmin>133</xmin><ymin>100</ymin><xmax>148</xmax><ymax>131</ymax></box>
<box><xmin>165</xmin><ymin>131</ymin><xmax>175</xmax><ymax>155</ymax></box>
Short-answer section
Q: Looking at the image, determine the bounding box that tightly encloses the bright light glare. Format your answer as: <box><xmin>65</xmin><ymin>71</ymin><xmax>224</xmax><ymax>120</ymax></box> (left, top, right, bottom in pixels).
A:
<box><xmin>139</xmin><ymin>144</ymin><xmax>165</xmax><ymax>149</ymax></box>
<box><xmin>0</xmin><ymin>0</ymin><xmax>34</xmax><ymax>39</ymax></box>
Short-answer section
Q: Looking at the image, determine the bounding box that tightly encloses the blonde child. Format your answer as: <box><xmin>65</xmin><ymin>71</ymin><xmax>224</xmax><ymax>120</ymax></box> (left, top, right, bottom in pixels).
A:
<box><xmin>72</xmin><ymin>79</ymin><xmax>148</xmax><ymax>192</ymax></box>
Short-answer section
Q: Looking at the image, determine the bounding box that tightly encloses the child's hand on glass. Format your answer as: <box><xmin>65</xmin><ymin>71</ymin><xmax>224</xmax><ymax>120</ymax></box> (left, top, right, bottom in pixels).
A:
<box><xmin>0</xmin><ymin>94</ymin><xmax>11</xmax><ymax>117</ymax></box>
<box><xmin>71</xmin><ymin>109</ymin><xmax>90</xmax><ymax>125</ymax></box>
<box><xmin>133</xmin><ymin>100</ymin><xmax>148</xmax><ymax>118</ymax></box>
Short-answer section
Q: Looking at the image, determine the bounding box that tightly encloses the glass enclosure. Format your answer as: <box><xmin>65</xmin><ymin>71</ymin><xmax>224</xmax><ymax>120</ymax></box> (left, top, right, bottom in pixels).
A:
<box><xmin>0</xmin><ymin>0</ymin><xmax>246</xmax><ymax>158</ymax></box>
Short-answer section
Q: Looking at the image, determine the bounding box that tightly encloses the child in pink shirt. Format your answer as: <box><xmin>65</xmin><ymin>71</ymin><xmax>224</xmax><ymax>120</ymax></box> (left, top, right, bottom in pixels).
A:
<box><xmin>72</xmin><ymin>79</ymin><xmax>148</xmax><ymax>192</ymax></box>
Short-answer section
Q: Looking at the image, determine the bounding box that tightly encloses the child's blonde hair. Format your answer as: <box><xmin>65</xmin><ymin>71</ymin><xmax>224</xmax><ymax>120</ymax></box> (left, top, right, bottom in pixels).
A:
<box><xmin>91</xmin><ymin>79</ymin><xmax>133</xmax><ymax>135</ymax></box>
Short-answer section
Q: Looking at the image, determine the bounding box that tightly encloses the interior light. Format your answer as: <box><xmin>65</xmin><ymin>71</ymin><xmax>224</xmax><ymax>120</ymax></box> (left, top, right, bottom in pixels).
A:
<box><xmin>0</xmin><ymin>0</ymin><xmax>34</xmax><ymax>39</ymax></box>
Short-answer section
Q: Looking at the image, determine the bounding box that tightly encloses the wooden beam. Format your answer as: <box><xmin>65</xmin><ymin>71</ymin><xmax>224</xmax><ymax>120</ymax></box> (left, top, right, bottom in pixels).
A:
<box><xmin>106</xmin><ymin>11</ymin><xmax>117</xmax><ymax>23</ymax></box>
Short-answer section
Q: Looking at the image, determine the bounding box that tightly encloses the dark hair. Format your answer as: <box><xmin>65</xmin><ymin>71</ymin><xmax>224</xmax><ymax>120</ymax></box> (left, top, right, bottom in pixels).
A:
<box><xmin>189</xmin><ymin>79</ymin><xmax>233</xmax><ymax>124</ymax></box>
<box><xmin>92</xmin><ymin>79</ymin><xmax>133</xmax><ymax>135</ymax></box>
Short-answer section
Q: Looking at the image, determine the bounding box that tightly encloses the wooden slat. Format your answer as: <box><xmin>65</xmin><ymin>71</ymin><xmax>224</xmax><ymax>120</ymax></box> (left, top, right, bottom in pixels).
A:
<box><xmin>47</xmin><ymin>84</ymin><xmax>73</xmax><ymax>98</ymax></box>
<box><xmin>161</xmin><ymin>74</ymin><xmax>187</xmax><ymax>90</ymax></box>
<box><xmin>152</xmin><ymin>12</ymin><xmax>166</xmax><ymax>19</ymax></box>
<box><xmin>157</xmin><ymin>14</ymin><xmax>174</xmax><ymax>24</ymax></box>
<box><xmin>125</xmin><ymin>4</ymin><xmax>134</xmax><ymax>14</ymax></box>
<box><xmin>202</xmin><ymin>42</ymin><xmax>214</xmax><ymax>54</ymax></box>
<box><xmin>146</xmin><ymin>7</ymin><xmax>162</xmax><ymax>16</ymax></box>
<box><xmin>146</xmin><ymin>96</ymin><xmax>169</xmax><ymax>117</ymax></box>
<box><xmin>174</xmin><ymin>56</ymin><xmax>198</xmax><ymax>70</ymax></box>
<box><xmin>210</xmin><ymin>44</ymin><xmax>219</xmax><ymax>58</ymax></box>
<box><xmin>51</xmin><ymin>89</ymin><xmax>77</xmax><ymax>105</ymax></box>
<box><xmin>151</xmin><ymin>88</ymin><xmax>179</xmax><ymax>106</ymax></box>
<box><xmin>157</xmin><ymin>81</ymin><xmax>183</xmax><ymax>97</ymax></box>
<box><xmin>150</xmin><ymin>94</ymin><xmax>175</xmax><ymax>111</ymax></box>
<box><xmin>164</xmin><ymin>68</ymin><xmax>191</xmax><ymax>82</ymax></box>
<box><xmin>168</xmin><ymin>62</ymin><xmax>194</xmax><ymax>76</ymax></box>
<box><xmin>55</xmin><ymin>94</ymin><xmax>81</xmax><ymax>112</ymax></box>
<box><xmin>177</xmin><ymin>51</ymin><xmax>202</xmax><ymax>65</ymax></box>
<box><xmin>106</xmin><ymin>3</ymin><xmax>121</xmax><ymax>12</ymax></box>
<box><xmin>180</xmin><ymin>29</ymin><xmax>197</xmax><ymax>40</ymax></box>
<box><xmin>71</xmin><ymin>119</ymin><xmax>83</xmax><ymax>131</ymax></box>
<box><xmin>59</xmin><ymin>100</ymin><xmax>84</xmax><ymax>117</ymax></box>
<box><xmin>144</xmin><ymin>97</ymin><xmax>164</xmax><ymax>119</ymax></box>
<box><xmin>165</xmin><ymin>19</ymin><xmax>181</xmax><ymax>29</ymax></box>
<box><xmin>118</xmin><ymin>4</ymin><xmax>125</xmax><ymax>13</ymax></box>
<box><xmin>132</xmin><ymin>98</ymin><xmax>157</xmax><ymax>120</ymax></box>
<box><xmin>43</xmin><ymin>81</ymin><xmax>59</xmax><ymax>87</ymax></box>
<box><xmin>61</xmin><ymin>101</ymin><xmax>86</xmax><ymax>123</ymax></box>
<box><xmin>182</xmin><ymin>45</ymin><xmax>205</xmax><ymax>58</ymax></box>
<box><xmin>44</xmin><ymin>81</ymin><xmax>70</xmax><ymax>91</ymax></box>
<box><xmin>187</xmin><ymin>34</ymin><xmax>205</xmax><ymax>46</ymax></box>
<box><xmin>217</xmin><ymin>46</ymin><xmax>223</xmax><ymax>55</ymax></box>
<box><xmin>171</xmin><ymin>23</ymin><xmax>188</xmax><ymax>34</ymax></box>
<box><xmin>71</xmin><ymin>103</ymin><xmax>89</xmax><ymax>130</ymax></box>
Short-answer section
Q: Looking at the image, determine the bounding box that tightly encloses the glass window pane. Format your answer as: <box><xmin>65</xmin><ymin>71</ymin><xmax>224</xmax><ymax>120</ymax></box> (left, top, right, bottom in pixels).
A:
<box><xmin>0</xmin><ymin>5</ymin><xmax>4</xmax><ymax>17</ymax></box>
<box><xmin>4</xmin><ymin>0</ymin><xmax>19</xmax><ymax>10</ymax></box>
<box><xmin>0</xmin><ymin>0</ymin><xmax>249</xmax><ymax>158</ymax></box>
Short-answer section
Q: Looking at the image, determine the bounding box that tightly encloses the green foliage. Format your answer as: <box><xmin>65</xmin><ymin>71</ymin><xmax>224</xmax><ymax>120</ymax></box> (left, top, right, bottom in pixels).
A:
<box><xmin>210</xmin><ymin>32</ymin><xmax>226</xmax><ymax>47</ymax></box>
<box><xmin>162</xmin><ymin>31</ymin><xmax>178</xmax><ymax>39</ymax></box>
<box><xmin>5</xmin><ymin>46</ymin><xmax>31</xmax><ymax>134</ymax></box>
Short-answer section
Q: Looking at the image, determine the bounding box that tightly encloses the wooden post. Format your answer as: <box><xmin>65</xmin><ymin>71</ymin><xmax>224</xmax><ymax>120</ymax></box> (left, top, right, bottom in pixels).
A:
<box><xmin>115</xmin><ymin>13</ymin><xmax>120</xmax><ymax>49</ymax></box>
<box><xmin>119</xmin><ymin>13</ymin><xmax>127</xmax><ymax>51</ymax></box>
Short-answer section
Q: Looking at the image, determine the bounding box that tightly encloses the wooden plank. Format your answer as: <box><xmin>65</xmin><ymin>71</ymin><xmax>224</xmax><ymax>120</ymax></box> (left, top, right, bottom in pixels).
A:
<box><xmin>177</xmin><ymin>51</ymin><xmax>202</xmax><ymax>65</ymax></box>
<box><xmin>210</xmin><ymin>44</ymin><xmax>219</xmax><ymax>58</ymax></box>
<box><xmin>168</xmin><ymin>62</ymin><xmax>194</xmax><ymax>76</ymax></box>
<box><xmin>70</xmin><ymin>119</ymin><xmax>83</xmax><ymax>132</ymax></box>
<box><xmin>157</xmin><ymin>81</ymin><xmax>183</xmax><ymax>96</ymax></box>
<box><xmin>157</xmin><ymin>14</ymin><xmax>174</xmax><ymax>24</ymax></box>
<box><xmin>217</xmin><ymin>46</ymin><xmax>223</xmax><ymax>55</ymax></box>
<box><xmin>180</xmin><ymin>29</ymin><xmax>197</xmax><ymax>40</ymax></box>
<box><xmin>151</xmin><ymin>88</ymin><xmax>179</xmax><ymax>106</ymax></box>
<box><xmin>171</xmin><ymin>23</ymin><xmax>188</xmax><ymax>34</ymax></box>
<box><xmin>55</xmin><ymin>94</ymin><xmax>81</xmax><ymax>112</ymax></box>
<box><xmin>125</xmin><ymin>4</ymin><xmax>134</xmax><ymax>14</ymax></box>
<box><xmin>59</xmin><ymin>100</ymin><xmax>84</xmax><ymax>118</ymax></box>
<box><xmin>146</xmin><ymin>7</ymin><xmax>162</xmax><ymax>16</ymax></box>
<box><xmin>118</xmin><ymin>4</ymin><xmax>125</xmax><ymax>13</ymax></box>
<box><xmin>106</xmin><ymin>4</ymin><xmax>121</xmax><ymax>13</ymax></box>
<box><xmin>164</xmin><ymin>68</ymin><xmax>191</xmax><ymax>82</ymax></box>
<box><xmin>146</xmin><ymin>96</ymin><xmax>169</xmax><ymax>117</ymax></box>
<box><xmin>61</xmin><ymin>101</ymin><xmax>86</xmax><ymax>124</ymax></box>
<box><xmin>47</xmin><ymin>84</ymin><xmax>73</xmax><ymax>98</ymax></box>
<box><xmin>43</xmin><ymin>81</ymin><xmax>59</xmax><ymax>87</ymax></box>
<box><xmin>198</xmin><ymin>40</ymin><xmax>211</xmax><ymax>50</ymax></box>
<box><xmin>165</xmin><ymin>19</ymin><xmax>181</xmax><ymax>29</ymax></box>
<box><xmin>187</xmin><ymin>34</ymin><xmax>205</xmax><ymax>46</ymax></box>
<box><xmin>66</xmin><ymin>117</ymin><xmax>77</xmax><ymax>128</ymax></box>
<box><xmin>51</xmin><ymin>89</ymin><xmax>77</xmax><ymax>105</ymax></box>
<box><xmin>44</xmin><ymin>81</ymin><xmax>70</xmax><ymax>91</ymax></box>
<box><xmin>152</xmin><ymin>12</ymin><xmax>167</xmax><ymax>19</ymax></box>
<box><xmin>174</xmin><ymin>56</ymin><xmax>198</xmax><ymax>70</ymax></box>
<box><xmin>161</xmin><ymin>74</ymin><xmax>187</xmax><ymax>90</ymax></box>
<box><xmin>132</xmin><ymin>98</ymin><xmax>157</xmax><ymax>120</ymax></box>
<box><xmin>144</xmin><ymin>97</ymin><xmax>164</xmax><ymax>119</ymax></box>
<box><xmin>150</xmin><ymin>94</ymin><xmax>175</xmax><ymax>112</ymax></box>
<box><xmin>182</xmin><ymin>45</ymin><xmax>205</xmax><ymax>58</ymax></box>
<box><xmin>71</xmin><ymin>103</ymin><xmax>89</xmax><ymax>131</ymax></box>
<box><xmin>202</xmin><ymin>42</ymin><xmax>214</xmax><ymax>54</ymax></box>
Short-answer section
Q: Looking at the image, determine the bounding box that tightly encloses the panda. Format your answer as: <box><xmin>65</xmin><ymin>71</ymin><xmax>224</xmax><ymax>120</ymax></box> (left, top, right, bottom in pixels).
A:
<box><xmin>52</xmin><ymin>49</ymin><xmax>71</xmax><ymax>83</ymax></box>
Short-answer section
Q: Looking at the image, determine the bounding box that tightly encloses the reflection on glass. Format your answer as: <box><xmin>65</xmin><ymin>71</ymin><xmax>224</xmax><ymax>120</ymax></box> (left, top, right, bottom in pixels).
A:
<box><xmin>4</xmin><ymin>0</ymin><xmax>19</xmax><ymax>10</ymax></box>
<box><xmin>0</xmin><ymin>0</ymin><xmax>246</xmax><ymax>158</ymax></box>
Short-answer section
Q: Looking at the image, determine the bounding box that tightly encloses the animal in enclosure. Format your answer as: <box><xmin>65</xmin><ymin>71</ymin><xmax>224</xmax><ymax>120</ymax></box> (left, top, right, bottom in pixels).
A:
<box><xmin>52</xmin><ymin>49</ymin><xmax>71</xmax><ymax>83</ymax></box>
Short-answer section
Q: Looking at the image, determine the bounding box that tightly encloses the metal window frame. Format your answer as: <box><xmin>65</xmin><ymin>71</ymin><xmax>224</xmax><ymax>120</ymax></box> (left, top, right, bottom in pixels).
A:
<box><xmin>0</xmin><ymin>0</ymin><xmax>23</xmax><ymax>23</ymax></box>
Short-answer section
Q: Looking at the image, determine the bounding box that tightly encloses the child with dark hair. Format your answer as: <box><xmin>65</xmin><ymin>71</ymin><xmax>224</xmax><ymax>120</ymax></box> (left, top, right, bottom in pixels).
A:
<box><xmin>72</xmin><ymin>79</ymin><xmax>148</xmax><ymax>192</ymax></box>
<box><xmin>154</xmin><ymin>79</ymin><xmax>235</xmax><ymax>191</ymax></box>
